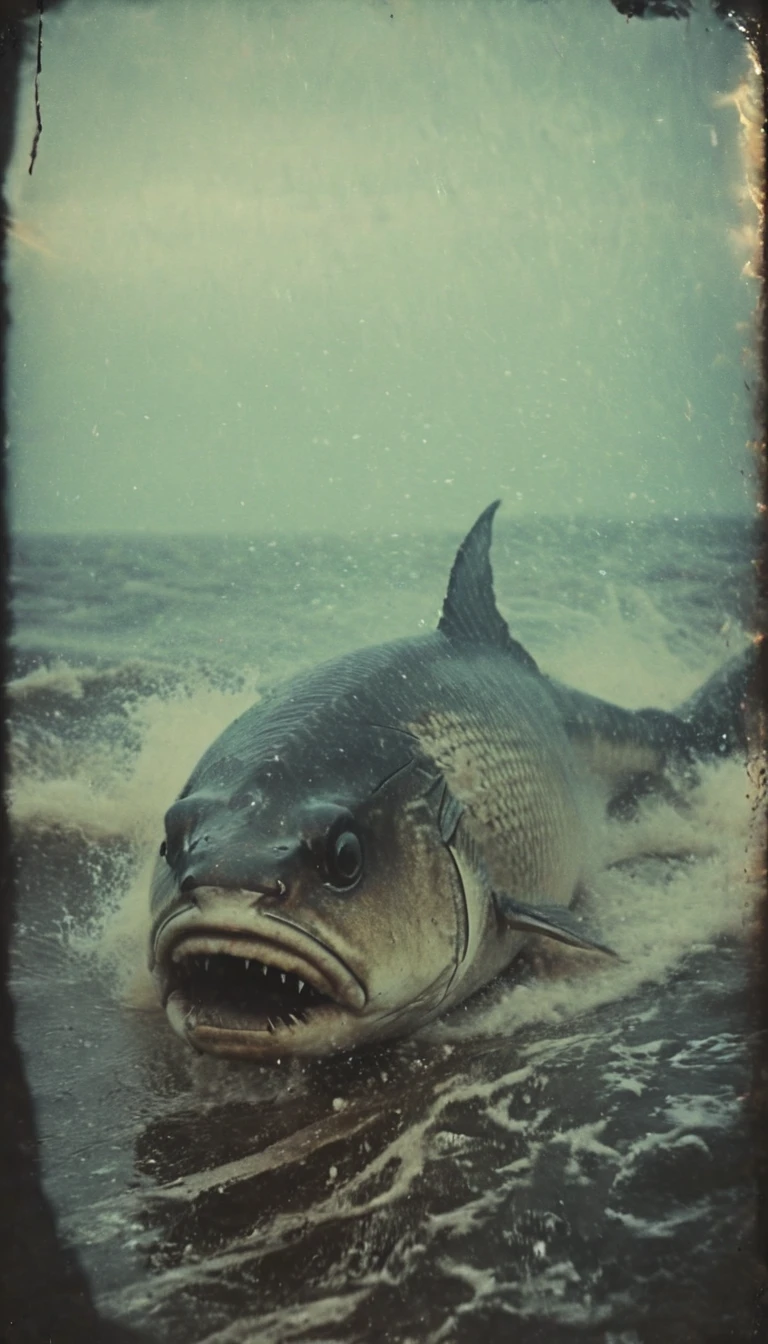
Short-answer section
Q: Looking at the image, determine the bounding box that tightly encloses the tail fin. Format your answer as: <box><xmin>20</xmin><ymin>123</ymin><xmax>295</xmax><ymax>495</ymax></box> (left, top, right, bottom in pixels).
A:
<box><xmin>675</xmin><ymin>643</ymin><xmax>758</xmax><ymax>759</ymax></box>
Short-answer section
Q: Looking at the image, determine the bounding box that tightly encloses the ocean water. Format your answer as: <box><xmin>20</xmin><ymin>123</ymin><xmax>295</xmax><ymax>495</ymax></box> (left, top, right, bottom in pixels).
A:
<box><xmin>8</xmin><ymin>512</ymin><xmax>764</xmax><ymax>1342</ymax></box>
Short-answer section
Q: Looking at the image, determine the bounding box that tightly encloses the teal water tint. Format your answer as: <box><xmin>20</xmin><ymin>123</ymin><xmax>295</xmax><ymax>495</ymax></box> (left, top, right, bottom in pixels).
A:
<box><xmin>7</xmin><ymin>0</ymin><xmax>758</xmax><ymax>535</ymax></box>
<box><xmin>8</xmin><ymin>517</ymin><xmax>761</xmax><ymax>1341</ymax></box>
<box><xmin>11</xmin><ymin>514</ymin><xmax>756</xmax><ymax>680</ymax></box>
<box><xmin>5</xmin><ymin>3</ymin><xmax>763</xmax><ymax>1338</ymax></box>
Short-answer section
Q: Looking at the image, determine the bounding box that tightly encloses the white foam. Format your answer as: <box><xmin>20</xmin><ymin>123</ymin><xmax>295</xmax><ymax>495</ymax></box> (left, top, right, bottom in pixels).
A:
<box><xmin>10</xmin><ymin>666</ymin><xmax>262</xmax><ymax>1005</ymax></box>
<box><xmin>425</xmin><ymin>755</ymin><xmax>762</xmax><ymax>1048</ymax></box>
<box><xmin>11</xmin><ymin>599</ymin><xmax>762</xmax><ymax>1041</ymax></box>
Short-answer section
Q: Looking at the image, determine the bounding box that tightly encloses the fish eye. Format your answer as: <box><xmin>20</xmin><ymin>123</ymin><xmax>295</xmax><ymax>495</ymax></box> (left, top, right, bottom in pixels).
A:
<box><xmin>326</xmin><ymin>828</ymin><xmax>363</xmax><ymax>890</ymax></box>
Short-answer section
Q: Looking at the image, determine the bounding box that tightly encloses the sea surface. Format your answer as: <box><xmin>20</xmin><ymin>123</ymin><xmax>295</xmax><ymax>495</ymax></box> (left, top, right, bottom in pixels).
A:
<box><xmin>8</xmin><ymin>513</ymin><xmax>765</xmax><ymax>1343</ymax></box>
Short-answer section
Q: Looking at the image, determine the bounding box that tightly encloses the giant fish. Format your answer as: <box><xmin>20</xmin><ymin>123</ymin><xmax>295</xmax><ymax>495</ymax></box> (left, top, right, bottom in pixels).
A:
<box><xmin>149</xmin><ymin>503</ymin><xmax>752</xmax><ymax>1059</ymax></box>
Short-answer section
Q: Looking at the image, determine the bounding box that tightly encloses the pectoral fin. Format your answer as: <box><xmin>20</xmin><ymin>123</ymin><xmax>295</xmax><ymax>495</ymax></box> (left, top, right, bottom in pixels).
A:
<box><xmin>493</xmin><ymin>891</ymin><xmax>619</xmax><ymax>959</ymax></box>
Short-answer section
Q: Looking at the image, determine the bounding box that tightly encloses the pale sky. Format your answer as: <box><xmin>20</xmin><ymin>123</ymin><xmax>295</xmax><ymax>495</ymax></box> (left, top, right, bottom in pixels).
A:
<box><xmin>6</xmin><ymin>0</ymin><xmax>759</xmax><ymax>534</ymax></box>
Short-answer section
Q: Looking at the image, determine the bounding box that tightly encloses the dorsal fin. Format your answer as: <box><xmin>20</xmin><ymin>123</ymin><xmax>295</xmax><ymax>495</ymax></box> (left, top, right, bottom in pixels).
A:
<box><xmin>437</xmin><ymin>501</ymin><xmax>538</xmax><ymax>671</ymax></box>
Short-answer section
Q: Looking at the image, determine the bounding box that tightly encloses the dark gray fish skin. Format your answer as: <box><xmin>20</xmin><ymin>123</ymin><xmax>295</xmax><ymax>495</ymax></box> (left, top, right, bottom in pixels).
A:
<box><xmin>149</xmin><ymin>502</ymin><xmax>749</xmax><ymax>1060</ymax></box>
<box><xmin>675</xmin><ymin>644</ymin><xmax>758</xmax><ymax>758</ymax></box>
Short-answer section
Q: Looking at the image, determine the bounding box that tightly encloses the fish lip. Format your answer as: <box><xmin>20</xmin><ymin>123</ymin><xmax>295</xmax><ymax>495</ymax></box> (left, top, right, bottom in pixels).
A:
<box><xmin>153</xmin><ymin>892</ymin><xmax>367</xmax><ymax>1036</ymax></box>
<box><xmin>165</xmin><ymin>992</ymin><xmax>363</xmax><ymax>1059</ymax></box>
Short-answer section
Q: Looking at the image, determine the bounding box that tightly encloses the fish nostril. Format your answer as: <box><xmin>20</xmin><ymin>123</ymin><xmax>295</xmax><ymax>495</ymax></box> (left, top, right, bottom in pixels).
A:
<box><xmin>250</xmin><ymin>877</ymin><xmax>288</xmax><ymax>905</ymax></box>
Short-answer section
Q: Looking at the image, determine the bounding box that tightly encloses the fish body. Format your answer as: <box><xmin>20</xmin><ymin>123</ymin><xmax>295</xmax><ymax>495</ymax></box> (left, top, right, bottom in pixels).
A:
<box><xmin>149</xmin><ymin>503</ymin><xmax>750</xmax><ymax>1059</ymax></box>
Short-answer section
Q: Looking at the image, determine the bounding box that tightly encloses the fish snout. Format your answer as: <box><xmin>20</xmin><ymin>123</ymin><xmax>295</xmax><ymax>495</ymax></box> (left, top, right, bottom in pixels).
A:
<box><xmin>176</xmin><ymin>850</ymin><xmax>294</xmax><ymax>903</ymax></box>
<box><xmin>162</xmin><ymin>799</ymin><xmax>301</xmax><ymax>898</ymax></box>
<box><xmin>181</xmin><ymin>870</ymin><xmax>290</xmax><ymax>905</ymax></box>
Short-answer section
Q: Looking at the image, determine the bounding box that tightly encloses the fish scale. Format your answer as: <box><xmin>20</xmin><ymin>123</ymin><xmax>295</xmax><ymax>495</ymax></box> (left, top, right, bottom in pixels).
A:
<box><xmin>412</xmin><ymin>697</ymin><xmax>584</xmax><ymax>900</ymax></box>
<box><xmin>149</xmin><ymin>502</ymin><xmax>751</xmax><ymax>1059</ymax></box>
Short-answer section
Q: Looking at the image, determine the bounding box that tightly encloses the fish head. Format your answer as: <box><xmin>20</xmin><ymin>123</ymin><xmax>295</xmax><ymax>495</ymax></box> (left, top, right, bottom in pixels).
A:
<box><xmin>149</xmin><ymin>742</ymin><xmax>468</xmax><ymax>1059</ymax></box>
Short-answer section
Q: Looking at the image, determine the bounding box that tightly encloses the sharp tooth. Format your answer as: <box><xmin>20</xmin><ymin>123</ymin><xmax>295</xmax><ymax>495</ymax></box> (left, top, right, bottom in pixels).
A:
<box><xmin>289</xmin><ymin>1014</ymin><xmax>300</xmax><ymax>1027</ymax></box>
<box><xmin>244</xmin><ymin>959</ymin><xmax>250</xmax><ymax>970</ymax></box>
<box><xmin>263</xmin><ymin>964</ymin><xmax>268</xmax><ymax>975</ymax></box>
<box><xmin>204</xmin><ymin>958</ymin><xmax>210</xmax><ymax>972</ymax></box>
<box><xmin>267</xmin><ymin>1018</ymin><xmax>275</xmax><ymax>1032</ymax></box>
<box><xmin>298</xmin><ymin>979</ymin><xmax>304</xmax><ymax>993</ymax></box>
<box><xmin>280</xmin><ymin>973</ymin><xmax>286</xmax><ymax>985</ymax></box>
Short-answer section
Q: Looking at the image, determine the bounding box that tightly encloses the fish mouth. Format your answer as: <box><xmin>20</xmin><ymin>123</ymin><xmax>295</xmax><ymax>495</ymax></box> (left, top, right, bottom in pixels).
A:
<box><xmin>153</xmin><ymin>898</ymin><xmax>367</xmax><ymax>1058</ymax></box>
